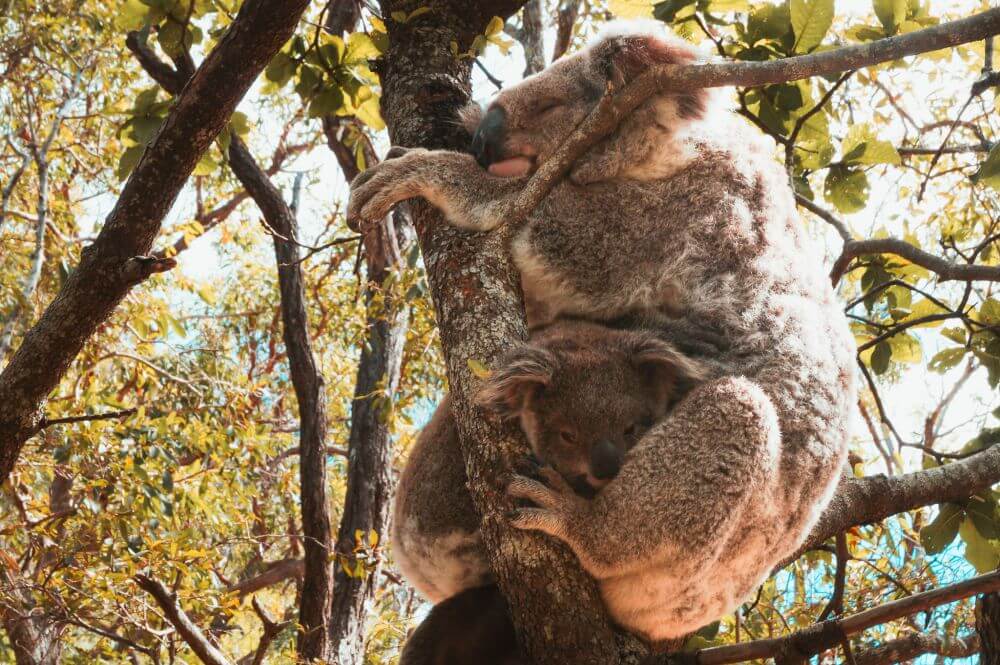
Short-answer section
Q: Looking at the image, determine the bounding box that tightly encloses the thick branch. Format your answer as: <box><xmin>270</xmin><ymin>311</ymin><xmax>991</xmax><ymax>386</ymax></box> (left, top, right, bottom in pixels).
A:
<box><xmin>0</xmin><ymin>0</ymin><xmax>311</xmax><ymax>484</ymax></box>
<box><xmin>505</xmin><ymin>9</ymin><xmax>1000</xmax><ymax>225</ymax></box>
<box><xmin>853</xmin><ymin>631</ymin><xmax>978</xmax><ymax>665</ymax></box>
<box><xmin>796</xmin><ymin>443</ymin><xmax>1000</xmax><ymax>559</ymax></box>
<box><xmin>134</xmin><ymin>575</ymin><xmax>234</xmax><ymax>665</ymax></box>
<box><xmin>664</xmin><ymin>571</ymin><xmax>1000</xmax><ymax>665</ymax></box>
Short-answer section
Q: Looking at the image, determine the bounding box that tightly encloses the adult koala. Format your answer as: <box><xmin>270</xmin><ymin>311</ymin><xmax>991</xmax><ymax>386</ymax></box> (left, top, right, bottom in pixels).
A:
<box><xmin>349</xmin><ymin>22</ymin><xmax>855</xmax><ymax>643</ymax></box>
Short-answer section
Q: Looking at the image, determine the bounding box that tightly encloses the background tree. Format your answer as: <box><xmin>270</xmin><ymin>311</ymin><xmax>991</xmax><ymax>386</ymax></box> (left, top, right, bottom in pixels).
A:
<box><xmin>2</xmin><ymin>0</ymin><xmax>1000</xmax><ymax>664</ymax></box>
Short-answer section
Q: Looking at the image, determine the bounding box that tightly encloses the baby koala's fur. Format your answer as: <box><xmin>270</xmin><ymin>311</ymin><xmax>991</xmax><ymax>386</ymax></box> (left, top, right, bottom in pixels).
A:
<box><xmin>392</xmin><ymin>319</ymin><xmax>706</xmax><ymax>605</ymax></box>
<box><xmin>358</xmin><ymin>21</ymin><xmax>855</xmax><ymax>644</ymax></box>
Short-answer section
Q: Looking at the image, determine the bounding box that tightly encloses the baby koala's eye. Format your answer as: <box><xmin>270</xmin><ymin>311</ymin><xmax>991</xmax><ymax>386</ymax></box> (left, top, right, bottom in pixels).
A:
<box><xmin>559</xmin><ymin>429</ymin><xmax>578</xmax><ymax>445</ymax></box>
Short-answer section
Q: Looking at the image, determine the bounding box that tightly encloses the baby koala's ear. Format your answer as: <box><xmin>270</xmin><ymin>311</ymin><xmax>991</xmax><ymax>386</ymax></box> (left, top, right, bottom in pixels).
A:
<box><xmin>623</xmin><ymin>334</ymin><xmax>709</xmax><ymax>402</ymax></box>
<box><xmin>476</xmin><ymin>344</ymin><xmax>555</xmax><ymax>418</ymax></box>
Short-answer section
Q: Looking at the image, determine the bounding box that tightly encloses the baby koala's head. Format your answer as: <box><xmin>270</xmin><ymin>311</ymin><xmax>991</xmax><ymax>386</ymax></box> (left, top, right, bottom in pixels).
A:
<box><xmin>477</xmin><ymin>320</ymin><xmax>706</xmax><ymax>496</ymax></box>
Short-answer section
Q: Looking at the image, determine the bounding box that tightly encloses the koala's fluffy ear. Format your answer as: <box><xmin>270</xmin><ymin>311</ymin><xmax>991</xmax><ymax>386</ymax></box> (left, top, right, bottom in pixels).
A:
<box><xmin>624</xmin><ymin>334</ymin><xmax>709</xmax><ymax>402</ymax></box>
<box><xmin>592</xmin><ymin>32</ymin><xmax>699</xmax><ymax>87</ymax></box>
<box><xmin>591</xmin><ymin>30</ymin><xmax>706</xmax><ymax>118</ymax></box>
<box><xmin>476</xmin><ymin>345</ymin><xmax>555</xmax><ymax>418</ymax></box>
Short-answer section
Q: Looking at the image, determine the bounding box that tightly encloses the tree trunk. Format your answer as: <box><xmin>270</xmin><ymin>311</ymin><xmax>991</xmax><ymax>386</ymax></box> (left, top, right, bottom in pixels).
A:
<box><xmin>226</xmin><ymin>140</ymin><xmax>333</xmax><ymax>661</ymax></box>
<box><xmin>376</xmin><ymin>3</ymin><xmax>623</xmax><ymax>664</ymax></box>
<box><xmin>327</xmin><ymin>219</ymin><xmax>410</xmax><ymax>660</ymax></box>
<box><xmin>979</xmin><ymin>592</ymin><xmax>1000</xmax><ymax>664</ymax></box>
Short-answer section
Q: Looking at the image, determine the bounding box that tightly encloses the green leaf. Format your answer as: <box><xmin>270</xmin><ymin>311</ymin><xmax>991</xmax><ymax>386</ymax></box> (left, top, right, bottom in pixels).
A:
<box><xmin>824</xmin><ymin>165</ymin><xmax>869</xmax><ymax>213</ymax></box>
<box><xmin>307</xmin><ymin>87</ymin><xmax>344</xmax><ymax>118</ymax></box>
<box><xmin>790</xmin><ymin>0</ymin><xmax>834</xmax><ymax>53</ymax></box>
<box><xmin>967</xmin><ymin>494</ymin><xmax>1000</xmax><ymax>540</ymax></box>
<box><xmin>960</xmin><ymin>516</ymin><xmax>1000</xmax><ymax>572</ymax></box>
<box><xmin>841</xmin><ymin>123</ymin><xmax>901</xmax><ymax>166</ymax></box>
<box><xmin>117</xmin><ymin>145</ymin><xmax>146</xmax><ymax>180</ymax></box>
<box><xmin>265</xmin><ymin>52</ymin><xmax>297</xmax><ymax>86</ymax></box>
<box><xmin>870</xmin><ymin>341</ymin><xmax>892</xmax><ymax>374</ymax></box>
<box><xmin>873</xmin><ymin>0</ymin><xmax>907</xmax><ymax>34</ymax></box>
<box><xmin>345</xmin><ymin>32</ymin><xmax>380</xmax><ymax>63</ymax></box>
<box><xmin>919</xmin><ymin>502</ymin><xmax>963</xmax><ymax>554</ymax></box>
<box><xmin>229</xmin><ymin>111</ymin><xmax>251</xmax><ymax>139</ymax></box>
<box><xmin>928</xmin><ymin>347</ymin><xmax>966</xmax><ymax>374</ymax></box>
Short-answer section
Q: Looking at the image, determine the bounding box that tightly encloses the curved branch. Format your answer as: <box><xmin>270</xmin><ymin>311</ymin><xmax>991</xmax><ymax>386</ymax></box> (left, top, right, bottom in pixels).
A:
<box><xmin>505</xmin><ymin>9</ymin><xmax>1000</xmax><ymax>225</ymax></box>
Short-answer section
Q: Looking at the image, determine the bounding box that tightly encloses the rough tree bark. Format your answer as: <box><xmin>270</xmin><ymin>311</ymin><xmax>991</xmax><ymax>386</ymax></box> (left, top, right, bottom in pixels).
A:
<box><xmin>0</xmin><ymin>0</ymin><xmax>311</xmax><ymax>485</ymax></box>
<box><xmin>377</xmin><ymin>2</ymin><xmax>625</xmax><ymax>664</ymax></box>
<box><xmin>981</xmin><ymin>591</ymin><xmax>1000</xmax><ymax>664</ymax></box>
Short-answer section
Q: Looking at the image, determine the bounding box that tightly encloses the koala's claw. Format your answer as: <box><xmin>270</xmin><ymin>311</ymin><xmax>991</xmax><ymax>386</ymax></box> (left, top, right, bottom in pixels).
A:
<box><xmin>346</xmin><ymin>149</ymin><xmax>431</xmax><ymax>230</ymax></box>
<box><xmin>507</xmin><ymin>474</ymin><xmax>563</xmax><ymax>510</ymax></box>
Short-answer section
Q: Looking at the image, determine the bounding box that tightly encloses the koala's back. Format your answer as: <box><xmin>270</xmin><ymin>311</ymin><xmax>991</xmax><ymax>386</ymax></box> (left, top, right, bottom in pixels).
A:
<box><xmin>392</xmin><ymin>396</ymin><xmax>493</xmax><ymax>603</ymax></box>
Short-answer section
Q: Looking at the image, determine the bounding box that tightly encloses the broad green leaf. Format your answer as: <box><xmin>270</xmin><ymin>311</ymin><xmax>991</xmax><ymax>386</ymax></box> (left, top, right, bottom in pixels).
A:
<box><xmin>919</xmin><ymin>502</ymin><xmax>963</xmax><ymax>554</ymax></box>
<box><xmin>117</xmin><ymin>145</ymin><xmax>145</xmax><ymax>180</ymax></box>
<box><xmin>960</xmin><ymin>517</ymin><xmax>1000</xmax><ymax>572</ymax></box>
<box><xmin>928</xmin><ymin>347</ymin><xmax>966</xmax><ymax>373</ymax></box>
<box><xmin>265</xmin><ymin>52</ymin><xmax>297</xmax><ymax>86</ymax></box>
<box><xmin>873</xmin><ymin>0</ymin><xmax>906</xmax><ymax>34</ymax></box>
<box><xmin>967</xmin><ymin>494</ymin><xmax>1000</xmax><ymax>540</ymax></box>
<box><xmin>354</xmin><ymin>96</ymin><xmax>385</xmax><ymax>131</ymax></box>
<box><xmin>842</xmin><ymin>123</ymin><xmax>901</xmax><ymax>166</ymax></box>
<box><xmin>345</xmin><ymin>32</ymin><xmax>380</xmax><ymax>63</ymax></box>
<box><xmin>824</xmin><ymin>165</ymin><xmax>869</xmax><ymax>214</ymax></box>
<box><xmin>790</xmin><ymin>0</ymin><xmax>834</xmax><ymax>53</ymax></box>
<box><xmin>870</xmin><ymin>341</ymin><xmax>892</xmax><ymax>374</ymax></box>
<box><xmin>307</xmin><ymin>88</ymin><xmax>344</xmax><ymax>118</ymax></box>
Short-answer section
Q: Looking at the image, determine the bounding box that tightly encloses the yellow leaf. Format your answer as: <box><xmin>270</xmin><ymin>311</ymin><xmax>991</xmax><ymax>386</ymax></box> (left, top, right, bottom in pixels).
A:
<box><xmin>467</xmin><ymin>359</ymin><xmax>492</xmax><ymax>379</ymax></box>
<box><xmin>608</xmin><ymin>0</ymin><xmax>654</xmax><ymax>18</ymax></box>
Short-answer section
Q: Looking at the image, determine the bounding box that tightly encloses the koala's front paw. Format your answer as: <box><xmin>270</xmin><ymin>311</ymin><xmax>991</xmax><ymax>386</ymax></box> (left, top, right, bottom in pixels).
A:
<box><xmin>347</xmin><ymin>148</ymin><xmax>432</xmax><ymax>229</ymax></box>
<box><xmin>506</xmin><ymin>467</ymin><xmax>581</xmax><ymax>541</ymax></box>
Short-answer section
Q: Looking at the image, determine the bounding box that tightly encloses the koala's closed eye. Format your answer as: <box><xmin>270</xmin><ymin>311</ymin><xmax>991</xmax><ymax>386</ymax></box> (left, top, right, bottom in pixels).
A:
<box><xmin>535</xmin><ymin>100</ymin><xmax>564</xmax><ymax>115</ymax></box>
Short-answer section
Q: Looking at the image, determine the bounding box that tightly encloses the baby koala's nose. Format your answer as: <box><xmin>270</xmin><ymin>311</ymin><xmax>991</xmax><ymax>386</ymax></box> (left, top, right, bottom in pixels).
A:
<box><xmin>590</xmin><ymin>440</ymin><xmax>622</xmax><ymax>480</ymax></box>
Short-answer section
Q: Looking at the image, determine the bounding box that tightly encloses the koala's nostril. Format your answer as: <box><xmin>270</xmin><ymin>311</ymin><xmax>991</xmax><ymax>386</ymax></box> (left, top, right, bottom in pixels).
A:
<box><xmin>590</xmin><ymin>440</ymin><xmax>622</xmax><ymax>480</ymax></box>
<box><xmin>470</xmin><ymin>105</ymin><xmax>507</xmax><ymax>168</ymax></box>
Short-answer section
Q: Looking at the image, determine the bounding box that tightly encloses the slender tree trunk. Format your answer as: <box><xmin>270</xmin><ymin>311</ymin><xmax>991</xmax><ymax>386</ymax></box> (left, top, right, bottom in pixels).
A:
<box><xmin>979</xmin><ymin>592</ymin><xmax>1000</xmax><ymax>664</ymax></box>
<box><xmin>376</xmin><ymin>3</ymin><xmax>623</xmax><ymax>664</ymax></box>
<box><xmin>327</xmin><ymin>216</ymin><xmax>410</xmax><ymax>661</ymax></box>
<box><xmin>226</xmin><ymin>141</ymin><xmax>333</xmax><ymax>661</ymax></box>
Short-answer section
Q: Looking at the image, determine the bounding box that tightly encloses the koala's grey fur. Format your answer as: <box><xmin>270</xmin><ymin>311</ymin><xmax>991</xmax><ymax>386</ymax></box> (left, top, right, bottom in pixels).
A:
<box><xmin>357</xmin><ymin>21</ymin><xmax>855</xmax><ymax>643</ymax></box>
<box><xmin>392</xmin><ymin>319</ymin><xmax>705</xmax><ymax>604</ymax></box>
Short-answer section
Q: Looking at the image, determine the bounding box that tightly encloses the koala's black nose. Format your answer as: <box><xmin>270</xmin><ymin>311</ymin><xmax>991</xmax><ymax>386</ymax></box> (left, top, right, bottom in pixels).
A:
<box><xmin>590</xmin><ymin>440</ymin><xmax>622</xmax><ymax>480</ymax></box>
<box><xmin>470</xmin><ymin>105</ymin><xmax>507</xmax><ymax>169</ymax></box>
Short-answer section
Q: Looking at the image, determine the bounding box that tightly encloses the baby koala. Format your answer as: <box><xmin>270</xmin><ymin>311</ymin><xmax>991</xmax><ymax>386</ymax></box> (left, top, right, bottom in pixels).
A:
<box><xmin>393</xmin><ymin>319</ymin><xmax>706</xmax><ymax>664</ymax></box>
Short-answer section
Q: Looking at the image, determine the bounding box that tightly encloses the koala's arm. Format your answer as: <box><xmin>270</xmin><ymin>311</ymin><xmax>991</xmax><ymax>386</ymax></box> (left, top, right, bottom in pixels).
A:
<box><xmin>508</xmin><ymin>376</ymin><xmax>781</xmax><ymax>578</ymax></box>
<box><xmin>348</xmin><ymin>148</ymin><xmax>528</xmax><ymax>231</ymax></box>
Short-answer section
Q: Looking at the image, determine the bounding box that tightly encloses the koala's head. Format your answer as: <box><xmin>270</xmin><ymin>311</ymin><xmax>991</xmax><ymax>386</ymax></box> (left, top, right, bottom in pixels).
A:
<box><xmin>477</xmin><ymin>321</ymin><xmax>707</xmax><ymax>496</ymax></box>
<box><xmin>462</xmin><ymin>22</ymin><xmax>707</xmax><ymax>178</ymax></box>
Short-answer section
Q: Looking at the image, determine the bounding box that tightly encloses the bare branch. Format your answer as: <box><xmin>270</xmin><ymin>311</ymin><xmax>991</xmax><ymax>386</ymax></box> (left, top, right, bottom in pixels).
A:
<box><xmin>552</xmin><ymin>0</ymin><xmax>580</xmax><ymax>61</ymax></box>
<box><xmin>832</xmin><ymin>237</ymin><xmax>1000</xmax><ymax>285</ymax></box>
<box><xmin>663</xmin><ymin>570</ymin><xmax>1000</xmax><ymax>665</ymax></box>
<box><xmin>38</xmin><ymin>408</ymin><xmax>137</xmax><ymax>429</ymax></box>
<box><xmin>237</xmin><ymin>597</ymin><xmax>291</xmax><ymax>665</ymax></box>
<box><xmin>134</xmin><ymin>575</ymin><xmax>234</xmax><ymax>665</ymax></box>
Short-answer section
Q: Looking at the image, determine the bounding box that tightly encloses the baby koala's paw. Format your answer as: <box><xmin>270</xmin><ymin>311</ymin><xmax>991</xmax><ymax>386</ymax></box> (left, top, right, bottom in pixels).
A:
<box><xmin>506</xmin><ymin>464</ymin><xmax>582</xmax><ymax>541</ymax></box>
